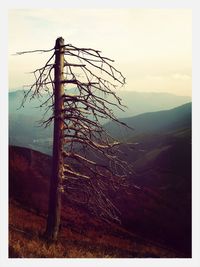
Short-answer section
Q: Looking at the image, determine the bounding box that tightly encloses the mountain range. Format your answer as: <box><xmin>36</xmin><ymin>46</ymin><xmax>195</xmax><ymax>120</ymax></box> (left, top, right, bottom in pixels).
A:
<box><xmin>9</xmin><ymin>89</ymin><xmax>191</xmax><ymax>154</ymax></box>
<box><xmin>9</xmin><ymin>89</ymin><xmax>191</xmax><ymax>118</ymax></box>
<box><xmin>105</xmin><ymin>102</ymin><xmax>191</xmax><ymax>141</ymax></box>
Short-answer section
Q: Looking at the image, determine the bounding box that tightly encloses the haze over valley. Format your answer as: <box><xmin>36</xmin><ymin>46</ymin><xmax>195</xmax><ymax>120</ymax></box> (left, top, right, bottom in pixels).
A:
<box><xmin>9</xmin><ymin>89</ymin><xmax>191</xmax><ymax>154</ymax></box>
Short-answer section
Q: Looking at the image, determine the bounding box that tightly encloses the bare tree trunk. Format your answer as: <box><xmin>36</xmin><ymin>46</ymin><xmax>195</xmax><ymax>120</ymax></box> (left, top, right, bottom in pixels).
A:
<box><xmin>19</xmin><ymin>37</ymin><xmax>129</xmax><ymax>234</ymax></box>
<box><xmin>45</xmin><ymin>37</ymin><xmax>64</xmax><ymax>241</ymax></box>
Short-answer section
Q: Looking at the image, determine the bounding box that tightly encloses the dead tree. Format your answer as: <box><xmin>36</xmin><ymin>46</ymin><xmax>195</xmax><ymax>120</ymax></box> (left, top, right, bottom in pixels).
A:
<box><xmin>18</xmin><ymin>37</ymin><xmax>133</xmax><ymax>241</ymax></box>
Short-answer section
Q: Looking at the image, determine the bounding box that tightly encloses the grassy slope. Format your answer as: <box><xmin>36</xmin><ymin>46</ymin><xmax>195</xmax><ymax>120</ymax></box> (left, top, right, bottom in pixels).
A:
<box><xmin>104</xmin><ymin>102</ymin><xmax>191</xmax><ymax>141</ymax></box>
<box><xmin>108</xmin><ymin>127</ymin><xmax>191</xmax><ymax>256</ymax></box>
<box><xmin>9</xmin><ymin>146</ymin><xmax>184</xmax><ymax>258</ymax></box>
<box><xmin>10</xmin><ymin>199</ymin><xmax>180</xmax><ymax>258</ymax></box>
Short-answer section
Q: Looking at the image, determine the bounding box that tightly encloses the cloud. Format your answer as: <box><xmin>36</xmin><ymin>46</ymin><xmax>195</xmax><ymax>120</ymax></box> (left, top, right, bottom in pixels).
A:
<box><xmin>172</xmin><ymin>73</ymin><xmax>191</xmax><ymax>81</ymax></box>
<box><xmin>146</xmin><ymin>73</ymin><xmax>192</xmax><ymax>82</ymax></box>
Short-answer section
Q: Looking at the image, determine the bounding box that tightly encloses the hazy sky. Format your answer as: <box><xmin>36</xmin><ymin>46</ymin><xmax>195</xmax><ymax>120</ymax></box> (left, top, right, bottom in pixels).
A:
<box><xmin>8</xmin><ymin>9</ymin><xmax>192</xmax><ymax>96</ymax></box>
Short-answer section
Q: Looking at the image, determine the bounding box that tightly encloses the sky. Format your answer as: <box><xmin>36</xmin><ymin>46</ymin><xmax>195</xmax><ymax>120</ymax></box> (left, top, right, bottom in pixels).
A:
<box><xmin>8</xmin><ymin>9</ymin><xmax>192</xmax><ymax>96</ymax></box>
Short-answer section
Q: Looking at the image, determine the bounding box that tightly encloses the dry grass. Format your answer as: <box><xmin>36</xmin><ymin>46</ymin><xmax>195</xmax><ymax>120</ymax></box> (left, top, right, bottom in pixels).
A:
<box><xmin>9</xmin><ymin>226</ymin><xmax>121</xmax><ymax>258</ymax></box>
<box><xmin>9</xmin><ymin>200</ymin><xmax>129</xmax><ymax>258</ymax></box>
<box><xmin>9</xmin><ymin>200</ymin><xmax>180</xmax><ymax>258</ymax></box>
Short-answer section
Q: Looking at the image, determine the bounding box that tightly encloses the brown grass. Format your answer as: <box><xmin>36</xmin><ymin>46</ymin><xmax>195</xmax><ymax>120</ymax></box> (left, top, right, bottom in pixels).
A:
<box><xmin>9</xmin><ymin>200</ymin><xmax>128</xmax><ymax>258</ymax></box>
<box><xmin>9</xmin><ymin>199</ymin><xmax>180</xmax><ymax>258</ymax></box>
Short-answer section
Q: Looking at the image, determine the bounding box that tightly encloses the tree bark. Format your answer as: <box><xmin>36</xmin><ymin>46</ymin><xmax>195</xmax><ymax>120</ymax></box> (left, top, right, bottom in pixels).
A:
<box><xmin>45</xmin><ymin>37</ymin><xmax>64</xmax><ymax>241</ymax></box>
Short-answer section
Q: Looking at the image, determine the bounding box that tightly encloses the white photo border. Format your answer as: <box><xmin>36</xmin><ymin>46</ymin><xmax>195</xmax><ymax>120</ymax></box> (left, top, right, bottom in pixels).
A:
<box><xmin>1</xmin><ymin>1</ymin><xmax>199</xmax><ymax>267</ymax></box>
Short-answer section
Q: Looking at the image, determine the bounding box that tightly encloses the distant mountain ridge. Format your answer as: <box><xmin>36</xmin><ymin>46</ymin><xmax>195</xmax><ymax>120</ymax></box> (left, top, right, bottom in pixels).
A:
<box><xmin>9</xmin><ymin>89</ymin><xmax>191</xmax><ymax>117</ymax></box>
<box><xmin>110</xmin><ymin>90</ymin><xmax>191</xmax><ymax>117</ymax></box>
<box><xmin>104</xmin><ymin>102</ymin><xmax>191</xmax><ymax>141</ymax></box>
<box><xmin>9</xmin><ymin>89</ymin><xmax>191</xmax><ymax>154</ymax></box>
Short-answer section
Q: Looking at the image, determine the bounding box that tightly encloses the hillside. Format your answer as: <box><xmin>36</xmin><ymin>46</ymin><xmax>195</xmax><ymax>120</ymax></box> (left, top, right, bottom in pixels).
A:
<box><xmin>9</xmin><ymin>128</ymin><xmax>191</xmax><ymax>257</ymax></box>
<box><xmin>116</xmin><ymin>127</ymin><xmax>191</xmax><ymax>254</ymax></box>
<box><xmin>9</xmin><ymin>146</ymin><xmax>180</xmax><ymax>258</ymax></box>
<box><xmin>104</xmin><ymin>102</ymin><xmax>191</xmax><ymax>141</ymax></box>
<box><xmin>9</xmin><ymin>92</ymin><xmax>191</xmax><ymax>257</ymax></box>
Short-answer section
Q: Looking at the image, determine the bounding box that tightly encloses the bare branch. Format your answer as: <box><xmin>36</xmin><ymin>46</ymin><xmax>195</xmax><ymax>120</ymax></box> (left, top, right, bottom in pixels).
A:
<box><xmin>18</xmin><ymin>39</ymin><xmax>135</xmax><ymax>225</ymax></box>
<box><xmin>15</xmin><ymin>47</ymin><xmax>54</xmax><ymax>55</ymax></box>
